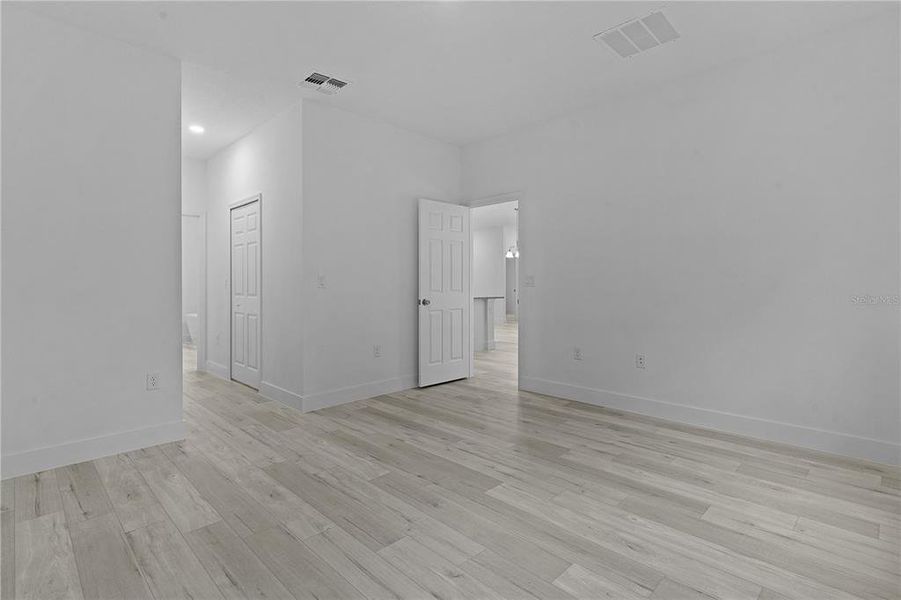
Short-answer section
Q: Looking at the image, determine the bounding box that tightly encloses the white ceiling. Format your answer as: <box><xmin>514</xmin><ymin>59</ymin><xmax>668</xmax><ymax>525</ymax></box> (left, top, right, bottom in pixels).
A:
<box><xmin>181</xmin><ymin>63</ymin><xmax>307</xmax><ymax>159</ymax></box>
<box><xmin>20</xmin><ymin>1</ymin><xmax>892</xmax><ymax>159</ymax></box>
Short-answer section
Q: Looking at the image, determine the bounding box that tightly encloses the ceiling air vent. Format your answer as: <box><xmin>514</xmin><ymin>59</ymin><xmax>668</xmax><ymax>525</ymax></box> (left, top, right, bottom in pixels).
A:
<box><xmin>302</xmin><ymin>72</ymin><xmax>329</xmax><ymax>87</ymax></box>
<box><xmin>594</xmin><ymin>11</ymin><xmax>680</xmax><ymax>59</ymax></box>
<box><xmin>300</xmin><ymin>72</ymin><xmax>351</xmax><ymax>95</ymax></box>
<box><xmin>318</xmin><ymin>78</ymin><xmax>347</xmax><ymax>95</ymax></box>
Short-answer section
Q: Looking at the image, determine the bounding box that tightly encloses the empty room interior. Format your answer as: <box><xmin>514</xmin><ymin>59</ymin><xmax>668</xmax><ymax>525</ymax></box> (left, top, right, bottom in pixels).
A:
<box><xmin>1</xmin><ymin>1</ymin><xmax>900</xmax><ymax>599</ymax></box>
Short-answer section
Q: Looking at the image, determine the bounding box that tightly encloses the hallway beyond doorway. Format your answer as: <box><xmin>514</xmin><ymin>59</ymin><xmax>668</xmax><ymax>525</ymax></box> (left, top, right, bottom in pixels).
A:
<box><xmin>473</xmin><ymin>319</ymin><xmax>517</xmax><ymax>387</ymax></box>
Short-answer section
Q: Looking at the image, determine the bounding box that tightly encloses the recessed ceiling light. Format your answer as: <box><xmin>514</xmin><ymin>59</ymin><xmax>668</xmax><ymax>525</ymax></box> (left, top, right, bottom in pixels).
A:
<box><xmin>188</xmin><ymin>124</ymin><xmax>205</xmax><ymax>134</ymax></box>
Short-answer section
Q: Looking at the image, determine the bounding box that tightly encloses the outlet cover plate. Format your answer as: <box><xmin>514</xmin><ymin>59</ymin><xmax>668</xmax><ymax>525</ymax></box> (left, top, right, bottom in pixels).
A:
<box><xmin>146</xmin><ymin>372</ymin><xmax>161</xmax><ymax>391</ymax></box>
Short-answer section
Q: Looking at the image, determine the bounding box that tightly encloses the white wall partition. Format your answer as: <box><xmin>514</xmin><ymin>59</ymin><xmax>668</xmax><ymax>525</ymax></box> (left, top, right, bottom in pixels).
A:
<box><xmin>301</xmin><ymin>101</ymin><xmax>461</xmax><ymax>409</ymax></box>
<box><xmin>205</xmin><ymin>105</ymin><xmax>304</xmax><ymax>407</ymax></box>
<box><xmin>201</xmin><ymin>101</ymin><xmax>460</xmax><ymax>410</ymax></box>
<box><xmin>1</xmin><ymin>7</ymin><xmax>184</xmax><ymax>477</ymax></box>
<box><xmin>461</xmin><ymin>13</ymin><xmax>900</xmax><ymax>463</ymax></box>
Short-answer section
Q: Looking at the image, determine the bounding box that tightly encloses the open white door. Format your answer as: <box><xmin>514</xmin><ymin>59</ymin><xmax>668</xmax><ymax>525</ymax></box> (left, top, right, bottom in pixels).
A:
<box><xmin>230</xmin><ymin>196</ymin><xmax>261</xmax><ymax>389</ymax></box>
<box><xmin>418</xmin><ymin>199</ymin><xmax>470</xmax><ymax>387</ymax></box>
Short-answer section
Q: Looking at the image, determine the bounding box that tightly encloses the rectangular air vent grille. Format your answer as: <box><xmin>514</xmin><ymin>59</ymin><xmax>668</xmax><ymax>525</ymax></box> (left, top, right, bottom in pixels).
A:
<box><xmin>300</xmin><ymin>71</ymin><xmax>351</xmax><ymax>95</ymax></box>
<box><xmin>594</xmin><ymin>11</ymin><xmax>680</xmax><ymax>59</ymax></box>
<box><xmin>303</xmin><ymin>72</ymin><xmax>329</xmax><ymax>86</ymax></box>
<box><xmin>319</xmin><ymin>78</ymin><xmax>347</xmax><ymax>95</ymax></box>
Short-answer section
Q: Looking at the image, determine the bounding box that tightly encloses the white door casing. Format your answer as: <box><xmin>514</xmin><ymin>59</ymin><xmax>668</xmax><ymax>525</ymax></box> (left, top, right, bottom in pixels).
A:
<box><xmin>230</xmin><ymin>196</ymin><xmax>261</xmax><ymax>389</ymax></box>
<box><xmin>418</xmin><ymin>199</ymin><xmax>471</xmax><ymax>387</ymax></box>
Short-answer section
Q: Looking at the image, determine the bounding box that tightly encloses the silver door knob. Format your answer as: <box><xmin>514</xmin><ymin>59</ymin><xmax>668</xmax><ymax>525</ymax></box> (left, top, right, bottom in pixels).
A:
<box><xmin>421</xmin><ymin>299</ymin><xmax>431</xmax><ymax>306</ymax></box>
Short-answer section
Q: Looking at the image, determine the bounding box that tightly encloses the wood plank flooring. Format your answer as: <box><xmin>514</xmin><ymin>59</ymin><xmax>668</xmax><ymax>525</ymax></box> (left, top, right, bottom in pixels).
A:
<box><xmin>2</xmin><ymin>322</ymin><xmax>899</xmax><ymax>599</ymax></box>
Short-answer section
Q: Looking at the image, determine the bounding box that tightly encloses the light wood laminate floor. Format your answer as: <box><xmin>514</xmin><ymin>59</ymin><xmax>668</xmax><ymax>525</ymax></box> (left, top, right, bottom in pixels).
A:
<box><xmin>3</xmin><ymin>321</ymin><xmax>900</xmax><ymax>599</ymax></box>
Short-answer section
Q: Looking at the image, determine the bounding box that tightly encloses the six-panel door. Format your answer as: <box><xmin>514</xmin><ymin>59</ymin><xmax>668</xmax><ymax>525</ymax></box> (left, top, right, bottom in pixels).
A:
<box><xmin>419</xmin><ymin>199</ymin><xmax>470</xmax><ymax>387</ymax></box>
<box><xmin>231</xmin><ymin>199</ymin><xmax>261</xmax><ymax>389</ymax></box>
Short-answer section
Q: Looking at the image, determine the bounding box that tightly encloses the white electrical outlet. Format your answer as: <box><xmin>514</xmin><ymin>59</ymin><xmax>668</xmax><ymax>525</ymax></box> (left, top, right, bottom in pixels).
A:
<box><xmin>635</xmin><ymin>354</ymin><xmax>646</xmax><ymax>369</ymax></box>
<box><xmin>524</xmin><ymin>275</ymin><xmax>536</xmax><ymax>287</ymax></box>
<box><xmin>373</xmin><ymin>344</ymin><xmax>383</xmax><ymax>358</ymax></box>
<box><xmin>317</xmin><ymin>274</ymin><xmax>327</xmax><ymax>289</ymax></box>
<box><xmin>146</xmin><ymin>372</ymin><xmax>161</xmax><ymax>391</ymax></box>
<box><xmin>572</xmin><ymin>347</ymin><xmax>583</xmax><ymax>361</ymax></box>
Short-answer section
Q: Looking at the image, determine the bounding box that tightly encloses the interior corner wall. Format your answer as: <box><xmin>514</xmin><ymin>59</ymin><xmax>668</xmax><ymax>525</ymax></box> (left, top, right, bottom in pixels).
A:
<box><xmin>301</xmin><ymin>100</ymin><xmax>461</xmax><ymax>410</ymax></box>
<box><xmin>182</xmin><ymin>158</ymin><xmax>208</xmax><ymax>215</ymax></box>
<box><xmin>461</xmin><ymin>13</ymin><xmax>901</xmax><ymax>464</ymax></box>
<box><xmin>205</xmin><ymin>104</ymin><xmax>304</xmax><ymax>407</ymax></box>
<box><xmin>1</xmin><ymin>7</ymin><xmax>184</xmax><ymax>477</ymax></box>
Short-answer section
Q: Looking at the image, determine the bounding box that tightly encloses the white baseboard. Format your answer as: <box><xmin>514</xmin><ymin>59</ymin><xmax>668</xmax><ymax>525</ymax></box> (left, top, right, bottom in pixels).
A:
<box><xmin>203</xmin><ymin>361</ymin><xmax>406</xmax><ymax>414</ymax></box>
<box><xmin>303</xmin><ymin>375</ymin><xmax>416</xmax><ymax>412</ymax></box>
<box><xmin>203</xmin><ymin>360</ymin><xmax>229</xmax><ymax>379</ymax></box>
<box><xmin>259</xmin><ymin>381</ymin><xmax>303</xmax><ymax>411</ymax></box>
<box><xmin>521</xmin><ymin>376</ymin><xmax>901</xmax><ymax>466</ymax></box>
<box><xmin>2</xmin><ymin>420</ymin><xmax>186</xmax><ymax>479</ymax></box>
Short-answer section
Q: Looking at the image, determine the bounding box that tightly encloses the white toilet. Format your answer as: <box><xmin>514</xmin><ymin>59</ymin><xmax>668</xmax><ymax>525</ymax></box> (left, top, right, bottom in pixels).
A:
<box><xmin>183</xmin><ymin>312</ymin><xmax>199</xmax><ymax>346</ymax></box>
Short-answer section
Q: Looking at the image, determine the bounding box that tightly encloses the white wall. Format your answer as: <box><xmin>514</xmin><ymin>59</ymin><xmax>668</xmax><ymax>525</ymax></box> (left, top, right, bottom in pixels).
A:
<box><xmin>201</xmin><ymin>100</ymin><xmax>460</xmax><ymax>411</ymax></box>
<box><xmin>182</xmin><ymin>158</ymin><xmax>208</xmax><ymax>214</ymax></box>
<box><xmin>502</xmin><ymin>225</ymin><xmax>516</xmax><ymax>258</ymax></box>
<box><xmin>472</xmin><ymin>227</ymin><xmax>506</xmax><ymax>328</ymax></box>
<box><xmin>1</xmin><ymin>8</ymin><xmax>184</xmax><ymax>477</ymax></box>
<box><xmin>302</xmin><ymin>101</ymin><xmax>461</xmax><ymax>409</ymax></box>
<box><xmin>205</xmin><ymin>105</ymin><xmax>304</xmax><ymax>406</ymax></box>
<box><xmin>472</xmin><ymin>227</ymin><xmax>505</xmax><ymax>298</ymax></box>
<box><xmin>462</xmin><ymin>13</ymin><xmax>900</xmax><ymax>463</ymax></box>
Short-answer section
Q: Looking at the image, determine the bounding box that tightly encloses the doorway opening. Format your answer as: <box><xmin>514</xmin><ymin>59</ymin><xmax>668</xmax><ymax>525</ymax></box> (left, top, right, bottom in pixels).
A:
<box><xmin>181</xmin><ymin>213</ymin><xmax>204</xmax><ymax>373</ymax></box>
<box><xmin>470</xmin><ymin>198</ymin><xmax>519</xmax><ymax>385</ymax></box>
